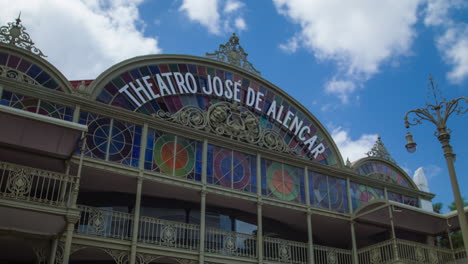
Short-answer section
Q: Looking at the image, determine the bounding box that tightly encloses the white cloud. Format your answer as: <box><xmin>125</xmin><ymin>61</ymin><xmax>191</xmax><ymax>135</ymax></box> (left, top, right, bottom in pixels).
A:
<box><xmin>331</xmin><ymin>127</ymin><xmax>378</xmax><ymax>162</ymax></box>
<box><xmin>325</xmin><ymin>79</ymin><xmax>357</xmax><ymax>104</ymax></box>
<box><xmin>279</xmin><ymin>35</ymin><xmax>300</xmax><ymax>53</ymax></box>
<box><xmin>180</xmin><ymin>0</ymin><xmax>221</xmax><ymax>34</ymax></box>
<box><xmin>273</xmin><ymin>0</ymin><xmax>421</xmax><ymax>101</ymax></box>
<box><xmin>0</xmin><ymin>0</ymin><xmax>160</xmax><ymax>80</ymax></box>
<box><xmin>180</xmin><ymin>0</ymin><xmax>247</xmax><ymax>35</ymax></box>
<box><xmin>425</xmin><ymin>0</ymin><xmax>468</xmax><ymax>83</ymax></box>
<box><xmin>224</xmin><ymin>0</ymin><xmax>244</xmax><ymax>13</ymax></box>
<box><xmin>423</xmin><ymin>164</ymin><xmax>442</xmax><ymax>181</ymax></box>
<box><xmin>235</xmin><ymin>17</ymin><xmax>247</xmax><ymax>31</ymax></box>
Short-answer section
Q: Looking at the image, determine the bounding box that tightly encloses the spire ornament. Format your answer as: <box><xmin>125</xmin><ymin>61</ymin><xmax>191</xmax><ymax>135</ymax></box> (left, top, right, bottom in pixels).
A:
<box><xmin>366</xmin><ymin>137</ymin><xmax>395</xmax><ymax>163</ymax></box>
<box><xmin>206</xmin><ymin>33</ymin><xmax>260</xmax><ymax>75</ymax></box>
<box><xmin>0</xmin><ymin>14</ymin><xmax>46</xmax><ymax>57</ymax></box>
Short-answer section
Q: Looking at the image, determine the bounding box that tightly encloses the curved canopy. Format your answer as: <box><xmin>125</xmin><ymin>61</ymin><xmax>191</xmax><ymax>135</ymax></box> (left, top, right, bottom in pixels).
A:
<box><xmin>88</xmin><ymin>54</ymin><xmax>344</xmax><ymax>167</ymax></box>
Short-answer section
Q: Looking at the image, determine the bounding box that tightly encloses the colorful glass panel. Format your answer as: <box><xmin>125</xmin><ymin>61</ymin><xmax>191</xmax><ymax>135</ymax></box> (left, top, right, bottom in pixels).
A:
<box><xmin>309</xmin><ymin>172</ymin><xmax>348</xmax><ymax>213</ymax></box>
<box><xmin>0</xmin><ymin>52</ymin><xmax>63</xmax><ymax>91</ymax></box>
<box><xmin>145</xmin><ymin>129</ymin><xmax>202</xmax><ymax>181</ymax></box>
<box><xmin>79</xmin><ymin>112</ymin><xmax>111</xmax><ymax>160</ymax></box>
<box><xmin>207</xmin><ymin>145</ymin><xmax>256</xmax><ymax>193</ymax></box>
<box><xmin>355</xmin><ymin>161</ymin><xmax>411</xmax><ymax>188</ymax></box>
<box><xmin>1</xmin><ymin>91</ymin><xmax>73</xmax><ymax>121</ymax></box>
<box><xmin>388</xmin><ymin>192</ymin><xmax>419</xmax><ymax>207</ymax></box>
<box><xmin>96</xmin><ymin>62</ymin><xmax>338</xmax><ymax>166</ymax></box>
<box><xmin>107</xmin><ymin>120</ymin><xmax>141</xmax><ymax>167</ymax></box>
<box><xmin>261</xmin><ymin>158</ymin><xmax>304</xmax><ymax>203</ymax></box>
<box><xmin>350</xmin><ymin>182</ymin><xmax>384</xmax><ymax>210</ymax></box>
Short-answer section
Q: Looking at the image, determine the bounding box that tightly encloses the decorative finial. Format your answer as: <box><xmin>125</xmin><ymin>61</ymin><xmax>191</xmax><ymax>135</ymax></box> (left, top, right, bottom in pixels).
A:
<box><xmin>366</xmin><ymin>136</ymin><xmax>395</xmax><ymax>163</ymax></box>
<box><xmin>346</xmin><ymin>157</ymin><xmax>352</xmax><ymax>167</ymax></box>
<box><xmin>0</xmin><ymin>14</ymin><xmax>46</xmax><ymax>57</ymax></box>
<box><xmin>206</xmin><ymin>33</ymin><xmax>260</xmax><ymax>75</ymax></box>
<box><xmin>426</xmin><ymin>74</ymin><xmax>444</xmax><ymax>106</ymax></box>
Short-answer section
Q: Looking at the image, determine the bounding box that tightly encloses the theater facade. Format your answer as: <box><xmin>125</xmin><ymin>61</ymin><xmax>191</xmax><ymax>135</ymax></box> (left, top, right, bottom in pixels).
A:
<box><xmin>0</xmin><ymin>18</ymin><xmax>467</xmax><ymax>264</ymax></box>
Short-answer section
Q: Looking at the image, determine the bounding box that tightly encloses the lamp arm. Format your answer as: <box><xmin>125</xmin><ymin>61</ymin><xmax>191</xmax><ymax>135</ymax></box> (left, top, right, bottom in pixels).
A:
<box><xmin>442</xmin><ymin>97</ymin><xmax>468</xmax><ymax>125</ymax></box>
<box><xmin>404</xmin><ymin>108</ymin><xmax>438</xmax><ymax>128</ymax></box>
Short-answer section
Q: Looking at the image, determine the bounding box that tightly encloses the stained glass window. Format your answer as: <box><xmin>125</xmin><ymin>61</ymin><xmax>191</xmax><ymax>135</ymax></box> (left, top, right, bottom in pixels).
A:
<box><xmin>388</xmin><ymin>192</ymin><xmax>419</xmax><ymax>207</ymax></box>
<box><xmin>0</xmin><ymin>52</ymin><xmax>63</xmax><ymax>91</ymax></box>
<box><xmin>309</xmin><ymin>172</ymin><xmax>348</xmax><ymax>213</ymax></box>
<box><xmin>1</xmin><ymin>91</ymin><xmax>73</xmax><ymax>121</ymax></box>
<box><xmin>145</xmin><ymin>129</ymin><xmax>202</xmax><ymax>181</ymax></box>
<box><xmin>79</xmin><ymin>112</ymin><xmax>141</xmax><ymax>167</ymax></box>
<box><xmin>355</xmin><ymin>161</ymin><xmax>411</xmax><ymax>188</ymax></box>
<box><xmin>79</xmin><ymin>112</ymin><xmax>110</xmax><ymax>160</ymax></box>
<box><xmin>261</xmin><ymin>158</ymin><xmax>305</xmax><ymax>203</ymax></box>
<box><xmin>350</xmin><ymin>182</ymin><xmax>384</xmax><ymax>211</ymax></box>
<box><xmin>206</xmin><ymin>145</ymin><xmax>256</xmax><ymax>193</ymax></box>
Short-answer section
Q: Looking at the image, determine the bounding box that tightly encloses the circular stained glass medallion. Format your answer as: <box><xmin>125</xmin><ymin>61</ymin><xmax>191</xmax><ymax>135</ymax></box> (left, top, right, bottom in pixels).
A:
<box><xmin>154</xmin><ymin>135</ymin><xmax>195</xmax><ymax>177</ymax></box>
<box><xmin>267</xmin><ymin>163</ymin><xmax>298</xmax><ymax>201</ymax></box>
<box><xmin>214</xmin><ymin>149</ymin><xmax>251</xmax><ymax>190</ymax></box>
<box><xmin>107</xmin><ymin>121</ymin><xmax>133</xmax><ymax>162</ymax></box>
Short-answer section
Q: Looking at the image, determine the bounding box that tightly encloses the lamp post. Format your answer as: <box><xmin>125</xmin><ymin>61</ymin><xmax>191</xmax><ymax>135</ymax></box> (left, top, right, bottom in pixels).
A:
<box><xmin>403</xmin><ymin>75</ymin><xmax>468</xmax><ymax>254</ymax></box>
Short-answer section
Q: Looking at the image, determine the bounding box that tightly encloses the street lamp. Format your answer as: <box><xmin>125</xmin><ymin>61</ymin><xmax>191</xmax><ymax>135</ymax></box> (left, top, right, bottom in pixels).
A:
<box><xmin>404</xmin><ymin>75</ymin><xmax>468</xmax><ymax>255</ymax></box>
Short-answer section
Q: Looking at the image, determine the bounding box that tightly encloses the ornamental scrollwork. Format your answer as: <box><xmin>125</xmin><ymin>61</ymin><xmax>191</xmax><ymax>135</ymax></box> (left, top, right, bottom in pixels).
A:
<box><xmin>414</xmin><ymin>247</ymin><xmax>425</xmax><ymax>262</ymax></box>
<box><xmin>327</xmin><ymin>250</ymin><xmax>338</xmax><ymax>264</ymax></box>
<box><xmin>160</xmin><ymin>224</ymin><xmax>176</xmax><ymax>246</ymax></box>
<box><xmin>223</xmin><ymin>234</ymin><xmax>237</xmax><ymax>253</ymax></box>
<box><xmin>369</xmin><ymin>248</ymin><xmax>381</xmax><ymax>264</ymax></box>
<box><xmin>88</xmin><ymin>209</ymin><xmax>107</xmax><ymax>235</ymax></box>
<box><xmin>0</xmin><ymin>65</ymin><xmax>40</xmax><ymax>86</ymax></box>
<box><xmin>6</xmin><ymin>167</ymin><xmax>33</xmax><ymax>198</ymax></box>
<box><xmin>278</xmin><ymin>244</ymin><xmax>291</xmax><ymax>262</ymax></box>
<box><xmin>206</xmin><ymin>33</ymin><xmax>260</xmax><ymax>75</ymax></box>
<box><xmin>0</xmin><ymin>15</ymin><xmax>46</xmax><ymax>57</ymax></box>
<box><xmin>153</xmin><ymin>102</ymin><xmax>296</xmax><ymax>155</ymax></box>
<box><xmin>366</xmin><ymin>137</ymin><xmax>395</xmax><ymax>163</ymax></box>
<box><xmin>103</xmin><ymin>249</ymin><xmax>129</xmax><ymax>264</ymax></box>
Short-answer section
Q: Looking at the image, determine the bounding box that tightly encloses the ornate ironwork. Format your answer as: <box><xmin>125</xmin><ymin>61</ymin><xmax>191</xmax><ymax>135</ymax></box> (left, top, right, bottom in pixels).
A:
<box><xmin>153</xmin><ymin>102</ymin><xmax>297</xmax><ymax>155</ymax></box>
<box><xmin>161</xmin><ymin>224</ymin><xmax>176</xmax><ymax>246</ymax></box>
<box><xmin>88</xmin><ymin>208</ymin><xmax>107</xmax><ymax>234</ymax></box>
<box><xmin>0</xmin><ymin>14</ymin><xmax>46</xmax><ymax>57</ymax></box>
<box><xmin>6</xmin><ymin>167</ymin><xmax>33</xmax><ymax>197</ymax></box>
<box><xmin>206</xmin><ymin>33</ymin><xmax>260</xmax><ymax>75</ymax></box>
<box><xmin>0</xmin><ymin>65</ymin><xmax>40</xmax><ymax>85</ymax></box>
<box><xmin>223</xmin><ymin>234</ymin><xmax>237</xmax><ymax>253</ymax></box>
<box><xmin>369</xmin><ymin>248</ymin><xmax>382</xmax><ymax>264</ymax></box>
<box><xmin>327</xmin><ymin>250</ymin><xmax>338</xmax><ymax>264</ymax></box>
<box><xmin>366</xmin><ymin>137</ymin><xmax>395</xmax><ymax>163</ymax></box>
<box><xmin>103</xmin><ymin>249</ymin><xmax>129</xmax><ymax>264</ymax></box>
<box><xmin>278</xmin><ymin>243</ymin><xmax>291</xmax><ymax>262</ymax></box>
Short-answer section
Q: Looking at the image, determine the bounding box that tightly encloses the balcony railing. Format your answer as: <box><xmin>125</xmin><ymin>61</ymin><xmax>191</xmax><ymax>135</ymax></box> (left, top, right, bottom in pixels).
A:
<box><xmin>138</xmin><ymin>215</ymin><xmax>200</xmax><ymax>250</ymax></box>
<box><xmin>263</xmin><ymin>236</ymin><xmax>308</xmax><ymax>264</ymax></box>
<box><xmin>0</xmin><ymin>161</ymin><xmax>76</xmax><ymax>207</ymax></box>
<box><xmin>358</xmin><ymin>238</ymin><xmax>460</xmax><ymax>264</ymax></box>
<box><xmin>76</xmin><ymin>205</ymin><xmax>133</xmax><ymax>240</ymax></box>
<box><xmin>314</xmin><ymin>244</ymin><xmax>353</xmax><ymax>264</ymax></box>
<box><xmin>205</xmin><ymin>227</ymin><xmax>256</xmax><ymax>258</ymax></box>
<box><xmin>75</xmin><ymin>206</ymin><xmax>466</xmax><ymax>264</ymax></box>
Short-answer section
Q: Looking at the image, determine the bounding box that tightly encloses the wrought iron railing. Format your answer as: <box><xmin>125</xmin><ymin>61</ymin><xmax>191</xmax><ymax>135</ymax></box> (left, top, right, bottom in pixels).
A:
<box><xmin>358</xmin><ymin>239</ymin><xmax>395</xmax><ymax>264</ymax></box>
<box><xmin>454</xmin><ymin>248</ymin><xmax>467</xmax><ymax>264</ymax></box>
<box><xmin>76</xmin><ymin>205</ymin><xmax>133</xmax><ymax>240</ymax></box>
<box><xmin>263</xmin><ymin>236</ymin><xmax>308</xmax><ymax>264</ymax></box>
<box><xmin>0</xmin><ymin>161</ymin><xmax>76</xmax><ymax>207</ymax></box>
<box><xmin>138</xmin><ymin>215</ymin><xmax>200</xmax><ymax>250</ymax></box>
<box><xmin>397</xmin><ymin>238</ymin><xmax>454</xmax><ymax>263</ymax></box>
<box><xmin>205</xmin><ymin>227</ymin><xmax>257</xmax><ymax>258</ymax></box>
<box><xmin>314</xmin><ymin>244</ymin><xmax>352</xmax><ymax>264</ymax></box>
<box><xmin>358</xmin><ymin>238</ymin><xmax>457</xmax><ymax>264</ymax></box>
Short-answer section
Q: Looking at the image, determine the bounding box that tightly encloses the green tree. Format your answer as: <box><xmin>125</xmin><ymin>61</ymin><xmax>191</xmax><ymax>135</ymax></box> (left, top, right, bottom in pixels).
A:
<box><xmin>433</xmin><ymin>202</ymin><xmax>443</xmax><ymax>214</ymax></box>
<box><xmin>448</xmin><ymin>197</ymin><xmax>467</xmax><ymax>249</ymax></box>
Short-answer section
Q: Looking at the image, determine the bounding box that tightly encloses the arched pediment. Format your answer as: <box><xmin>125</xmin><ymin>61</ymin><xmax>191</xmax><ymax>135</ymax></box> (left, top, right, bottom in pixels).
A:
<box><xmin>0</xmin><ymin>43</ymin><xmax>73</xmax><ymax>93</ymax></box>
<box><xmin>88</xmin><ymin>54</ymin><xmax>344</xmax><ymax>167</ymax></box>
<box><xmin>352</xmin><ymin>157</ymin><xmax>418</xmax><ymax>189</ymax></box>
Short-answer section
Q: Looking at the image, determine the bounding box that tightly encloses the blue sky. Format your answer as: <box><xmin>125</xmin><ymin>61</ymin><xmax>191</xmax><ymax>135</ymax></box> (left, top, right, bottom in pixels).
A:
<box><xmin>1</xmin><ymin>0</ymin><xmax>467</xmax><ymax>212</ymax></box>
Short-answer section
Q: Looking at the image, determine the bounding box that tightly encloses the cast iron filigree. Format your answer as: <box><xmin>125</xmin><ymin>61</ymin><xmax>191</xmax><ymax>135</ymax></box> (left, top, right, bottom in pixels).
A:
<box><xmin>0</xmin><ymin>14</ymin><xmax>46</xmax><ymax>57</ymax></box>
<box><xmin>366</xmin><ymin>137</ymin><xmax>395</xmax><ymax>163</ymax></box>
<box><xmin>206</xmin><ymin>33</ymin><xmax>260</xmax><ymax>75</ymax></box>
